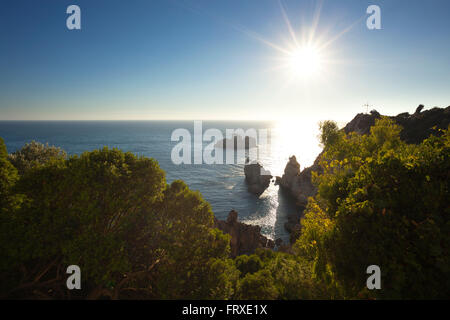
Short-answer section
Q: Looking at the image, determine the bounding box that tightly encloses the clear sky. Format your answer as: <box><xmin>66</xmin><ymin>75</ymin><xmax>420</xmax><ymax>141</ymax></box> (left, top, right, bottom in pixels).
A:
<box><xmin>1</xmin><ymin>0</ymin><xmax>449</xmax><ymax>121</ymax></box>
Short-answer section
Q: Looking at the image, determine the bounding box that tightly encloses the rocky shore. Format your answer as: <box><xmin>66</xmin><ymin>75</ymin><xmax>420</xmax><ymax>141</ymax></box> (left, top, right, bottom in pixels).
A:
<box><xmin>215</xmin><ymin>210</ymin><xmax>275</xmax><ymax>257</ymax></box>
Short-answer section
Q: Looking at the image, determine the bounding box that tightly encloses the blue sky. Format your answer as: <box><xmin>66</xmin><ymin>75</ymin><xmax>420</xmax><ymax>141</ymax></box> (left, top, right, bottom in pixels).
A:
<box><xmin>1</xmin><ymin>0</ymin><xmax>449</xmax><ymax>121</ymax></box>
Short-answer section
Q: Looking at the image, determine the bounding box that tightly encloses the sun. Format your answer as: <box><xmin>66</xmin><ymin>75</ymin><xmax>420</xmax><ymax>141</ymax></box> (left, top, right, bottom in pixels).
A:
<box><xmin>237</xmin><ymin>1</ymin><xmax>360</xmax><ymax>84</ymax></box>
<box><xmin>287</xmin><ymin>45</ymin><xmax>323</xmax><ymax>78</ymax></box>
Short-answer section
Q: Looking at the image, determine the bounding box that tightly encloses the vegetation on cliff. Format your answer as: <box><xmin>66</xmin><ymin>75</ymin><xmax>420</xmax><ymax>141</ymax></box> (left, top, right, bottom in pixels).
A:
<box><xmin>295</xmin><ymin>117</ymin><xmax>449</xmax><ymax>299</ymax></box>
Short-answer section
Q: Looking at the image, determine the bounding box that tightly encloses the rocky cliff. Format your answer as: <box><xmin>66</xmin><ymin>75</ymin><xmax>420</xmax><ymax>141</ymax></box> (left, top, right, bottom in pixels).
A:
<box><xmin>344</xmin><ymin>105</ymin><xmax>450</xmax><ymax>143</ymax></box>
<box><xmin>279</xmin><ymin>105</ymin><xmax>450</xmax><ymax>241</ymax></box>
<box><xmin>276</xmin><ymin>155</ymin><xmax>318</xmax><ymax>208</ymax></box>
<box><xmin>215</xmin><ymin>210</ymin><xmax>275</xmax><ymax>257</ymax></box>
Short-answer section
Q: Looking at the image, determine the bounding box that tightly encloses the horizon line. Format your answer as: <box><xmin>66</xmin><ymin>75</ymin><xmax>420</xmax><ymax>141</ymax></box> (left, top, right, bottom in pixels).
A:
<box><xmin>0</xmin><ymin>119</ymin><xmax>281</xmax><ymax>122</ymax></box>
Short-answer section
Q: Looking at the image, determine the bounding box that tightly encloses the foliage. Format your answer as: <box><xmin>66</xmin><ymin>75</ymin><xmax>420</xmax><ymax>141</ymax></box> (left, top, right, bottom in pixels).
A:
<box><xmin>0</xmin><ymin>147</ymin><xmax>233</xmax><ymax>299</ymax></box>
<box><xmin>235</xmin><ymin>254</ymin><xmax>263</xmax><ymax>277</ymax></box>
<box><xmin>0</xmin><ymin>138</ymin><xmax>21</xmax><ymax>212</ymax></box>
<box><xmin>149</xmin><ymin>180</ymin><xmax>236</xmax><ymax>299</ymax></box>
<box><xmin>319</xmin><ymin>120</ymin><xmax>340</xmax><ymax>147</ymax></box>
<box><xmin>8</xmin><ymin>140</ymin><xmax>67</xmax><ymax>175</ymax></box>
<box><xmin>235</xmin><ymin>269</ymin><xmax>279</xmax><ymax>299</ymax></box>
<box><xmin>0</xmin><ymin>138</ymin><xmax>24</xmax><ymax>287</ymax></box>
<box><xmin>295</xmin><ymin>118</ymin><xmax>450</xmax><ymax>299</ymax></box>
<box><xmin>234</xmin><ymin>249</ymin><xmax>327</xmax><ymax>300</ymax></box>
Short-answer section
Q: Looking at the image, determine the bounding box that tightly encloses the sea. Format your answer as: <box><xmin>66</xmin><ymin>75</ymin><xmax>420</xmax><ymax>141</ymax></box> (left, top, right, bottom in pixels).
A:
<box><xmin>0</xmin><ymin>120</ymin><xmax>323</xmax><ymax>243</ymax></box>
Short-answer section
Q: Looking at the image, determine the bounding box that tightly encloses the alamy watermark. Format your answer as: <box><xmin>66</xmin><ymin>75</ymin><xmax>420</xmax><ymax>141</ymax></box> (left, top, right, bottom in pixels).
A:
<box><xmin>66</xmin><ymin>265</ymin><xmax>81</xmax><ymax>290</ymax></box>
<box><xmin>65</xmin><ymin>5</ymin><xmax>381</xmax><ymax>31</ymax></box>
<box><xmin>66</xmin><ymin>5</ymin><xmax>81</xmax><ymax>30</ymax></box>
<box><xmin>366</xmin><ymin>265</ymin><xmax>381</xmax><ymax>290</ymax></box>
<box><xmin>171</xmin><ymin>121</ymin><xmax>270</xmax><ymax>165</ymax></box>
<box><xmin>367</xmin><ymin>5</ymin><xmax>382</xmax><ymax>30</ymax></box>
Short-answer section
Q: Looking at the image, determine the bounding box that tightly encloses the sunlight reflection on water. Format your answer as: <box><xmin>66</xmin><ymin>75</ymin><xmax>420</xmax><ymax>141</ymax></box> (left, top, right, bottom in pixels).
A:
<box><xmin>238</xmin><ymin>120</ymin><xmax>322</xmax><ymax>243</ymax></box>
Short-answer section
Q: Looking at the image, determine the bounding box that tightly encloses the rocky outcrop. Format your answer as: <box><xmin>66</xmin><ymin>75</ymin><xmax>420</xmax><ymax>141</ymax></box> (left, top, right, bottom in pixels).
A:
<box><xmin>244</xmin><ymin>162</ymin><xmax>272</xmax><ymax>195</ymax></box>
<box><xmin>279</xmin><ymin>105</ymin><xmax>450</xmax><ymax>241</ymax></box>
<box><xmin>276</xmin><ymin>156</ymin><xmax>321</xmax><ymax>237</ymax></box>
<box><xmin>215</xmin><ymin>210</ymin><xmax>275</xmax><ymax>257</ymax></box>
<box><xmin>414</xmin><ymin>104</ymin><xmax>425</xmax><ymax>115</ymax></box>
<box><xmin>277</xmin><ymin>156</ymin><xmax>300</xmax><ymax>189</ymax></box>
<box><xmin>393</xmin><ymin>106</ymin><xmax>450</xmax><ymax>144</ymax></box>
<box><xmin>343</xmin><ymin>112</ymin><xmax>380</xmax><ymax>135</ymax></box>
<box><xmin>344</xmin><ymin>105</ymin><xmax>450</xmax><ymax>143</ymax></box>
<box><xmin>276</xmin><ymin>155</ymin><xmax>318</xmax><ymax>207</ymax></box>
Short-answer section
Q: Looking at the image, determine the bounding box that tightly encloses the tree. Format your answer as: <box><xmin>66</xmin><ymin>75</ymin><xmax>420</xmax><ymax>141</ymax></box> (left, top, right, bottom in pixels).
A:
<box><xmin>319</xmin><ymin>120</ymin><xmax>340</xmax><ymax>147</ymax></box>
<box><xmin>0</xmin><ymin>138</ymin><xmax>21</xmax><ymax>212</ymax></box>
<box><xmin>8</xmin><ymin>141</ymin><xmax>66</xmax><ymax>175</ymax></box>
<box><xmin>0</xmin><ymin>145</ymin><xmax>237</xmax><ymax>299</ymax></box>
<box><xmin>235</xmin><ymin>254</ymin><xmax>263</xmax><ymax>277</ymax></box>
<box><xmin>149</xmin><ymin>180</ymin><xmax>237</xmax><ymax>299</ymax></box>
<box><xmin>0</xmin><ymin>138</ymin><xmax>24</xmax><ymax>291</ymax></box>
<box><xmin>233</xmin><ymin>249</ymin><xmax>327</xmax><ymax>300</ymax></box>
<box><xmin>295</xmin><ymin>118</ymin><xmax>450</xmax><ymax>299</ymax></box>
<box><xmin>235</xmin><ymin>269</ymin><xmax>279</xmax><ymax>299</ymax></box>
<box><xmin>1</xmin><ymin>147</ymin><xmax>167</xmax><ymax>298</ymax></box>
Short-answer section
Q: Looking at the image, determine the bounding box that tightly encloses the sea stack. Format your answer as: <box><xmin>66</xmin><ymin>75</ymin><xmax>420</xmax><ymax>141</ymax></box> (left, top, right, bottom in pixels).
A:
<box><xmin>244</xmin><ymin>162</ymin><xmax>272</xmax><ymax>195</ymax></box>
<box><xmin>277</xmin><ymin>155</ymin><xmax>317</xmax><ymax>207</ymax></box>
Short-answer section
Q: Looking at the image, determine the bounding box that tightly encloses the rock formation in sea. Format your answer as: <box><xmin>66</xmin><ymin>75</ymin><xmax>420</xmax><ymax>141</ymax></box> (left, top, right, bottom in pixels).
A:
<box><xmin>214</xmin><ymin>210</ymin><xmax>275</xmax><ymax>257</ymax></box>
<box><xmin>275</xmin><ymin>155</ymin><xmax>321</xmax><ymax>234</ymax></box>
<box><xmin>244</xmin><ymin>162</ymin><xmax>272</xmax><ymax>195</ymax></box>
<box><xmin>278</xmin><ymin>105</ymin><xmax>450</xmax><ymax>241</ymax></box>
<box><xmin>276</xmin><ymin>156</ymin><xmax>312</xmax><ymax>207</ymax></box>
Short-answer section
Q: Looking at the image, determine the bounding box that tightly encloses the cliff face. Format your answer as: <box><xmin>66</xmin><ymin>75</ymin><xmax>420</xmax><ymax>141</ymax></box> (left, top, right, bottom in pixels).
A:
<box><xmin>215</xmin><ymin>210</ymin><xmax>275</xmax><ymax>257</ymax></box>
<box><xmin>280</xmin><ymin>105</ymin><xmax>450</xmax><ymax>240</ymax></box>
<box><xmin>277</xmin><ymin>155</ymin><xmax>319</xmax><ymax>208</ymax></box>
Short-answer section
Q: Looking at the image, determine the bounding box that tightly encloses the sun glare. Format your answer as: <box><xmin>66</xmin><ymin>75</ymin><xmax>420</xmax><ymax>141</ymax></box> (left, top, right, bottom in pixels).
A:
<box><xmin>240</xmin><ymin>1</ymin><xmax>362</xmax><ymax>84</ymax></box>
<box><xmin>287</xmin><ymin>45</ymin><xmax>323</xmax><ymax>78</ymax></box>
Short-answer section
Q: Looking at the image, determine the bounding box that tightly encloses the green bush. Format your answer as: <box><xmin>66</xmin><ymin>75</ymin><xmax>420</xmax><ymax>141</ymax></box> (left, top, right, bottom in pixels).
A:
<box><xmin>0</xmin><ymin>146</ymin><xmax>234</xmax><ymax>299</ymax></box>
<box><xmin>295</xmin><ymin>118</ymin><xmax>450</xmax><ymax>299</ymax></box>
<box><xmin>234</xmin><ymin>249</ymin><xmax>327</xmax><ymax>300</ymax></box>
<box><xmin>8</xmin><ymin>141</ymin><xmax>66</xmax><ymax>175</ymax></box>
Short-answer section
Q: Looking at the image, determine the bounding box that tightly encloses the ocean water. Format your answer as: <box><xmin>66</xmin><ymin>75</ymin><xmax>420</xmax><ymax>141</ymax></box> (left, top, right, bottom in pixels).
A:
<box><xmin>0</xmin><ymin>120</ymin><xmax>322</xmax><ymax>243</ymax></box>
